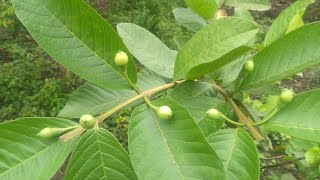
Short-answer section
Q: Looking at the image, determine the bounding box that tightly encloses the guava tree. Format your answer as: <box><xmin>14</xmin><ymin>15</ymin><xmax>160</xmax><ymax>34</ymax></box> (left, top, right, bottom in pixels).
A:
<box><xmin>1</xmin><ymin>0</ymin><xmax>320</xmax><ymax>179</ymax></box>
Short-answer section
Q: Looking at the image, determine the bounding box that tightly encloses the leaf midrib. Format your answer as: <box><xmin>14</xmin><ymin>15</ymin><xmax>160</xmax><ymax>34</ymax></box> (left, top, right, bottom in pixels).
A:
<box><xmin>149</xmin><ymin>108</ymin><xmax>185</xmax><ymax>180</ymax></box>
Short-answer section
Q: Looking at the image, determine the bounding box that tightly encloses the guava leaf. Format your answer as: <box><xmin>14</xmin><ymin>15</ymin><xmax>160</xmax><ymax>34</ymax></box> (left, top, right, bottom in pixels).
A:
<box><xmin>264</xmin><ymin>0</ymin><xmax>314</xmax><ymax>44</ymax></box>
<box><xmin>117</xmin><ymin>23</ymin><xmax>176</xmax><ymax>79</ymax></box>
<box><xmin>65</xmin><ymin>128</ymin><xmax>138</xmax><ymax>180</ymax></box>
<box><xmin>208</xmin><ymin>128</ymin><xmax>260</xmax><ymax>180</ymax></box>
<box><xmin>174</xmin><ymin>17</ymin><xmax>258</xmax><ymax>80</ymax></box>
<box><xmin>0</xmin><ymin>118</ymin><xmax>78</xmax><ymax>180</ymax></box>
<box><xmin>224</xmin><ymin>0</ymin><xmax>271</xmax><ymax>11</ymax></box>
<box><xmin>239</xmin><ymin>23</ymin><xmax>320</xmax><ymax>90</ymax></box>
<box><xmin>184</xmin><ymin>0</ymin><xmax>218</xmax><ymax>19</ymax></box>
<box><xmin>265</xmin><ymin>89</ymin><xmax>320</xmax><ymax>142</ymax></box>
<box><xmin>173</xmin><ymin>8</ymin><xmax>207</xmax><ymax>32</ymax></box>
<box><xmin>129</xmin><ymin>98</ymin><xmax>226</xmax><ymax>179</ymax></box>
<box><xmin>12</xmin><ymin>0</ymin><xmax>137</xmax><ymax>90</ymax></box>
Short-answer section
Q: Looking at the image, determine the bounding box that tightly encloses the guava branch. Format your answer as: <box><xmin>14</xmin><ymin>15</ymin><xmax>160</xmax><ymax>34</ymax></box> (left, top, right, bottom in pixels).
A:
<box><xmin>59</xmin><ymin>80</ymin><xmax>184</xmax><ymax>142</ymax></box>
<box><xmin>212</xmin><ymin>83</ymin><xmax>264</xmax><ymax>141</ymax></box>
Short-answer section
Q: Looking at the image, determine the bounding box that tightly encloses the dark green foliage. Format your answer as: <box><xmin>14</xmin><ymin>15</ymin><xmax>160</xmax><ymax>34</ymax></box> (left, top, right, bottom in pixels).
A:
<box><xmin>0</xmin><ymin>32</ymin><xmax>83</xmax><ymax>120</ymax></box>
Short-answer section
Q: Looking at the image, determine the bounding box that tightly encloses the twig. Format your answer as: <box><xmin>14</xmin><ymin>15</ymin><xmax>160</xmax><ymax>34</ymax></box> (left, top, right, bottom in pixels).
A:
<box><xmin>262</xmin><ymin>157</ymin><xmax>305</xmax><ymax>169</ymax></box>
<box><xmin>261</xmin><ymin>155</ymin><xmax>285</xmax><ymax>160</ymax></box>
<box><xmin>60</xmin><ymin>80</ymin><xmax>185</xmax><ymax>142</ymax></box>
<box><xmin>212</xmin><ymin>83</ymin><xmax>264</xmax><ymax>141</ymax></box>
<box><xmin>59</xmin><ymin>127</ymin><xmax>86</xmax><ymax>142</ymax></box>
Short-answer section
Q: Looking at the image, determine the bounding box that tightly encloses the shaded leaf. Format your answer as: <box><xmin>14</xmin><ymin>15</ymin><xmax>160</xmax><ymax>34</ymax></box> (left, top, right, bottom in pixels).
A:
<box><xmin>265</xmin><ymin>89</ymin><xmax>320</xmax><ymax>142</ymax></box>
<box><xmin>136</xmin><ymin>69</ymin><xmax>169</xmax><ymax>91</ymax></box>
<box><xmin>129</xmin><ymin>98</ymin><xmax>226</xmax><ymax>179</ymax></box>
<box><xmin>65</xmin><ymin>128</ymin><xmax>138</xmax><ymax>180</ymax></box>
<box><xmin>173</xmin><ymin>8</ymin><xmax>207</xmax><ymax>32</ymax></box>
<box><xmin>174</xmin><ymin>17</ymin><xmax>259</xmax><ymax>80</ymax></box>
<box><xmin>0</xmin><ymin>118</ymin><xmax>78</xmax><ymax>180</ymax></box>
<box><xmin>208</xmin><ymin>128</ymin><xmax>260</xmax><ymax>180</ymax></box>
<box><xmin>239</xmin><ymin>23</ymin><xmax>320</xmax><ymax>90</ymax></box>
<box><xmin>12</xmin><ymin>0</ymin><xmax>137</xmax><ymax>90</ymax></box>
<box><xmin>117</xmin><ymin>23</ymin><xmax>176</xmax><ymax>78</ymax></box>
<box><xmin>173</xmin><ymin>35</ymin><xmax>190</xmax><ymax>50</ymax></box>
<box><xmin>169</xmin><ymin>81</ymin><xmax>213</xmax><ymax>101</ymax></box>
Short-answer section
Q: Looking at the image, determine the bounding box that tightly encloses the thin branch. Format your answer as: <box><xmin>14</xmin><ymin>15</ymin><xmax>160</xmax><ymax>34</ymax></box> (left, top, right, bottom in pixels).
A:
<box><xmin>262</xmin><ymin>157</ymin><xmax>305</xmax><ymax>169</ymax></box>
<box><xmin>212</xmin><ymin>83</ymin><xmax>264</xmax><ymax>141</ymax></box>
<box><xmin>59</xmin><ymin>80</ymin><xmax>184</xmax><ymax>142</ymax></box>
<box><xmin>59</xmin><ymin>127</ymin><xmax>86</xmax><ymax>142</ymax></box>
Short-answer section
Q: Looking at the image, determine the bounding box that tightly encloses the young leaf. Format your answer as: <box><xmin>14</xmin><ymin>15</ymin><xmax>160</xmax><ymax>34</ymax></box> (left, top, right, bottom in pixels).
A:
<box><xmin>208</xmin><ymin>128</ymin><xmax>260</xmax><ymax>180</ymax></box>
<box><xmin>239</xmin><ymin>23</ymin><xmax>320</xmax><ymax>90</ymax></box>
<box><xmin>12</xmin><ymin>0</ymin><xmax>137</xmax><ymax>90</ymax></box>
<box><xmin>65</xmin><ymin>128</ymin><xmax>138</xmax><ymax>180</ymax></box>
<box><xmin>58</xmin><ymin>83</ymin><xmax>137</xmax><ymax>119</ymax></box>
<box><xmin>0</xmin><ymin>118</ymin><xmax>79</xmax><ymax>180</ymax></box>
<box><xmin>265</xmin><ymin>89</ymin><xmax>320</xmax><ymax>142</ymax></box>
<box><xmin>174</xmin><ymin>17</ymin><xmax>259</xmax><ymax>80</ymax></box>
<box><xmin>264</xmin><ymin>0</ymin><xmax>314</xmax><ymax>44</ymax></box>
<box><xmin>224</xmin><ymin>0</ymin><xmax>271</xmax><ymax>11</ymax></box>
<box><xmin>129</xmin><ymin>98</ymin><xmax>226</xmax><ymax>179</ymax></box>
<box><xmin>172</xmin><ymin>8</ymin><xmax>207</xmax><ymax>32</ymax></box>
<box><xmin>285</xmin><ymin>10</ymin><xmax>305</xmax><ymax>34</ymax></box>
<box><xmin>117</xmin><ymin>23</ymin><xmax>177</xmax><ymax>79</ymax></box>
<box><xmin>184</xmin><ymin>0</ymin><xmax>218</xmax><ymax>19</ymax></box>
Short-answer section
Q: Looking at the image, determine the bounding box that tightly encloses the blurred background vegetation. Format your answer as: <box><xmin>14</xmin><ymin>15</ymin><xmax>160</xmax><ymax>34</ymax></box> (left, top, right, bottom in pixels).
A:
<box><xmin>1</xmin><ymin>0</ymin><xmax>320</xmax><ymax>179</ymax></box>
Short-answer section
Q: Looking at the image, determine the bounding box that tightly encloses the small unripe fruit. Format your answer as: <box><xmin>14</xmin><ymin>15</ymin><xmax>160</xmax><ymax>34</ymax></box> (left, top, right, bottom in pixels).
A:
<box><xmin>305</xmin><ymin>147</ymin><xmax>320</xmax><ymax>167</ymax></box>
<box><xmin>207</xmin><ymin>109</ymin><xmax>221</xmax><ymax>119</ymax></box>
<box><xmin>37</xmin><ymin>127</ymin><xmax>64</xmax><ymax>138</ymax></box>
<box><xmin>157</xmin><ymin>106</ymin><xmax>173</xmax><ymax>120</ymax></box>
<box><xmin>280</xmin><ymin>90</ymin><xmax>294</xmax><ymax>104</ymax></box>
<box><xmin>244</xmin><ymin>60</ymin><xmax>254</xmax><ymax>72</ymax></box>
<box><xmin>80</xmin><ymin>114</ymin><xmax>96</xmax><ymax>129</ymax></box>
<box><xmin>114</xmin><ymin>51</ymin><xmax>128</xmax><ymax>66</ymax></box>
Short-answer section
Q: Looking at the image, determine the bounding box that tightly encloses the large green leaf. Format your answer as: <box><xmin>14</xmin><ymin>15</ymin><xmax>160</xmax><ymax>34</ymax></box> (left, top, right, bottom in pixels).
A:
<box><xmin>174</xmin><ymin>17</ymin><xmax>259</xmax><ymax>80</ymax></box>
<box><xmin>264</xmin><ymin>0</ymin><xmax>314</xmax><ymax>44</ymax></box>
<box><xmin>265</xmin><ymin>89</ymin><xmax>320</xmax><ymax>142</ymax></box>
<box><xmin>12</xmin><ymin>0</ymin><xmax>137</xmax><ymax>90</ymax></box>
<box><xmin>184</xmin><ymin>0</ymin><xmax>218</xmax><ymax>19</ymax></box>
<box><xmin>239</xmin><ymin>23</ymin><xmax>320</xmax><ymax>90</ymax></box>
<box><xmin>129</xmin><ymin>98</ymin><xmax>226</xmax><ymax>179</ymax></box>
<box><xmin>65</xmin><ymin>128</ymin><xmax>138</xmax><ymax>180</ymax></box>
<box><xmin>208</xmin><ymin>128</ymin><xmax>260</xmax><ymax>180</ymax></box>
<box><xmin>224</xmin><ymin>0</ymin><xmax>271</xmax><ymax>11</ymax></box>
<box><xmin>172</xmin><ymin>8</ymin><xmax>207</xmax><ymax>32</ymax></box>
<box><xmin>0</xmin><ymin>117</ymin><xmax>78</xmax><ymax>180</ymax></box>
<box><xmin>58</xmin><ymin>83</ymin><xmax>137</xmax><ymax>119</ymax></box>
<box><xmin>117</xmin><ymin>23</ymin><xmax>176</xmax><ymax>78</ymax></box>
